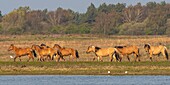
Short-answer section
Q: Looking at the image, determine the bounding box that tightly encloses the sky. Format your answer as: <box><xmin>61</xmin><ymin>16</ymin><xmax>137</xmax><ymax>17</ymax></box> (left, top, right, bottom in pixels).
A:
<box><xmin>0</xmin><ymin>0</ymin><xmax>170</xmax><ymax>15</ymax></box>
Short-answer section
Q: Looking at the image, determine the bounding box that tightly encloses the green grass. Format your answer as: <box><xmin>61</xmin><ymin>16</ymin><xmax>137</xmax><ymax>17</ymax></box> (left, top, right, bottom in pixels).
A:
<box><xmin>0</xmin><ymin>61</ymin><xmax>170</xmax><ymax>75</ymax></box>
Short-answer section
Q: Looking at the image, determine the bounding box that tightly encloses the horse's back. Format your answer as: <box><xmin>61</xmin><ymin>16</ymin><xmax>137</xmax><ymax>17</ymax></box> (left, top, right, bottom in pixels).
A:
<box><xmin>17</xmin><ymin>47</ymin><xmax>31</xmax><ymax>55</ymax></box>
<box><xmin>152</xmin><ymin>45</ymin><xmax>166</xmax><ymax>54</ymax></box>
<box><xmin>115</xmin><ymin>45</ymin><xmax>139</xmax><ymax>54</ymax></box>
<box><xmin>60</xmin><ymin>48</ymin><xmax>73</xmax><ymax>55</ymax></box>
<box><xmin>96</xmin><ymin>47</ymin><xmax>115</xmax><ymax>56</ymax></box>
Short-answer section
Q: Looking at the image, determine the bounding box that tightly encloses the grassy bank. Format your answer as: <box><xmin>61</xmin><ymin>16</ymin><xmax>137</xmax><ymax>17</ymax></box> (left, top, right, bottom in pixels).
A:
<box><xmin>0</xmin><ymin>61</ymin><xmax>170</xmax><ymax>75</ymax></box>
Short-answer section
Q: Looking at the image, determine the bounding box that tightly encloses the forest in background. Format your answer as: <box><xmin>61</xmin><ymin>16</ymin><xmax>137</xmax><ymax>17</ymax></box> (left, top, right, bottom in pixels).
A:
<box><xmin>0</xmin><ymin>1</ymin><xmax>170</xmax><ymax>35</ymax></box>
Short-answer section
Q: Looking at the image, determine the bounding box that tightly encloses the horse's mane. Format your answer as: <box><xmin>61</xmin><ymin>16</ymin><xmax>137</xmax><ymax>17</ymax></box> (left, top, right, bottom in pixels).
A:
<box><xmin>94</xmin><ymin>46</ymin><xmax>101</xmax><ymax>52</ymax></box>
<box><xmin>144</xmin><ymin>44</ymin><xmax>150</xmax><ymax>49</ymax></box>
<box><xmin>40</xmin><ymin>43</ymin><xmax>50</xmax><ymax>48</ymax></box>
<box><xmin>95</xmin><ymin>46</ymin><xmax>101</xmax><ymax>50</ymax></box>
<box><xmin>88</xmin><ymin>46</ymin><xmax>101</xmax><ymax>52</ymax></box>
<box><xmin>40</xmin><ymin>43</ymin><xmax>47</xmax><ymax>47</ymax></box>
<box><xmin>33</xmin><ymin>45</ymin><xmax>43</xmax><ymax>49</ymax></box>
<box><xmin>54</xmin><ymin>44</ymin><xmax>62</xmax><ymax>48</ymax></box>
<box><xmin>114</xmin><ymin>46</ymin><xmax>126</xmax><ymax>49</ymax></box>
<box><xmin>39</xmin><ymin>46</ymin><xmax>44</xmax><ymax>49</ymax></box>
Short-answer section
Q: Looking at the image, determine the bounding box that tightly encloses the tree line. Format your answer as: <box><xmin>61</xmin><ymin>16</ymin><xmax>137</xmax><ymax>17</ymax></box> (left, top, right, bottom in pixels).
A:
<box><xmin>0</xmin><ymin>1</ymin><xmax>170</xmax><ymax>35</ymax></box>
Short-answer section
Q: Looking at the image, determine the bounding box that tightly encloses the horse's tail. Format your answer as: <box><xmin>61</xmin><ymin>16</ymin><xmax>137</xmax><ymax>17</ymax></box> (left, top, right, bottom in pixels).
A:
<box><xmin>114</xmin><ymin>51</ymin><xmax>120</xmax><ymax>62</ymax></box>
<box><xmin>137</xmin><ymin>48</ymin><xmax>140</xmax><ymax>57</ymax></box>
<box><xmin>113</xmin><ymin>48</ymin><xmax>121</xmax><ymax>62</ymax></box>
<box><xmin>164</xmin><ymin>47</ymin><xmax>168</xmax><ymax>60</ymax></box>
<box><xmin>75</xmin><ymin>50</ymin><xmax>79</xmax><ymax>58</ymax></box>
<box><xmin>32</xmin><ymin>50</ymin><xmax>37</xmax><ymax>57</ymax></box>
<box><xmin>137</xmin><ymin>48</ymin><xmax>141</xmax><ymax>61</ymax></box>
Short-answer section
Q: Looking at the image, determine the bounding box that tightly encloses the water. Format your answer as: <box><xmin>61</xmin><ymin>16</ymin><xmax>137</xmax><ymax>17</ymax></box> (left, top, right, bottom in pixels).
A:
<box><xmin>0</xmin><ymin>75</ymin><xmax>170</xmax><ymax>85</ymax></box>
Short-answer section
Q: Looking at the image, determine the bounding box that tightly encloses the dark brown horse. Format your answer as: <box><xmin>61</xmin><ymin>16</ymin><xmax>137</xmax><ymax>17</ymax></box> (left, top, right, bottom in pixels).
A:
<box><xmin>144</xmin><ymin>43</ymin><xmax>168</xmax><ymax>61</ymax></box>
<box><xmin>114</xmin><ymin>45</ymin><xmax>140</xmax><ymax>62</ymax></box>
<box><xmin>31</xmin><ymin>44</ymin><xmax>64</xmax><ymax>62</ymax></box>
<box><xmin>86</xmin><ymin>45</ymin><xmax>119</xmax><ymax>62</ymax></box>
<box><xmin>8</xmin><ymin>44</ymin><xmax>36</xmax><ymax>62</ymax></box>
<box><xmin>53</xmin><ymin>44</ymin><xmax>79</xmax><ymax>61</ymax></box>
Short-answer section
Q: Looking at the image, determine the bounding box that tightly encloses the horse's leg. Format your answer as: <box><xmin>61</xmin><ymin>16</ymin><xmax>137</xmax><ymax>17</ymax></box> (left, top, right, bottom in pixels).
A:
<box><xmin>117</xmin><ymin>54</ymin><xmax>122</xmax><ymax>62</ymax></box>
<box><xmin>137</xmin><ymin>54</ymin><xmax>140</xmax><ymax>62</ymax></box>
<box><xmin>30</xmin><ymin>55</ymin><xmax>34</xmax><ymax>61</ymax></box>
<box><xmin>56</xmin><ymin>54</ymin><xmax>65</xmax><ymax>62</ymax></box>
<box><xmin>109</xmin><ymin>54</ymin><xmax>113</xmax><ymax>62</ymax></box>
<box><xmin>61</xmin><ymin>56</ymin><xmax>65</xmax><ymax>61</ymax></box>
<box><xmin>149</xmin><ymin>54</ymin><xmax>153</xmax><ymax>61</ymax></box>
<box><xmin>100</xmin><ymin>56</ymin><xmax>103</xmax><ymax>62</ymax></box>
<box><xmin>14</xmin><ymin>55</ymin><xmax>18</xmax><ymax>62</ymax></box>
<box><xmin>127</xmin><ymin>55</ymin><xmax>130</xmax><ymax>62</ymax></box>
<box><xmin>39</xmin><ymin>55</ymin><xmax>44</xmax><ymax>62</ymax></box>
<box><xmin>71</xmin><ymin>55</ymin><xmax>74</xmax><ymax>61</ymax></box>
<box><xmin>28</xmin><ymin>53</ymin><xmax>34</xmax><ymax>62</ymax></box>
<box><xmin>38</xmin><ymin>55</ymin><xmax>41</xmax><ymax>61</ymax></box>
<box><xmin>72</xmin><ymin>55</ymin><xmax>76</xmax><ymax>61</ymax></box>
<box><xmin>114</xmin><ymin>53</ymin><xmax>121</xmax><ymax>62</ymax></box>
<box><xmin>93</xmin><ymin>56</ymin><xmax>96</xmax><ymax>61</ymax></box>
<box><xmin>27</xmin><ymin>55</ymin><xmax>31</xmax><ymax>62</ymax></box>
<box><xmin>56</xmin><ymin>57</ymin><xmax>60</xmax><ymax>62</ymax></box>
<box><xmin>134</xmin><ymin>54</ymin><xmax>138</xmax><ymax>62</ymax></box>
<box><xmin>161</xmin><ymin>50</ymin><xmax>168</xmax><ymax>60</ymax></box>
<box><xmin>19</xmin><ymin>56</ymin><xmax>22</xmax><ymax>62</ymax></box>
<box><xmin>58</xmin><ymin>54</ymin><xmax>65</xmax><ymax>61</ymax></box>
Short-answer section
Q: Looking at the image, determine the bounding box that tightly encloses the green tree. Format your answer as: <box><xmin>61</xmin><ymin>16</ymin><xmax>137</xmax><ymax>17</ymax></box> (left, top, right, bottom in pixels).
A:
<box><xmin>2</xmin><ymin>6</ymin><xmax>30</xmax><ymax>34</ymax></box>
<box><xmin>98</xmin><ymin>3</ymin><xmax>109</xmax><ymax>13</ymax></box>
<box><xmin>83</xmin><ymin>3</ymin><xmax>97</xmax><ymax>23</ymax></box>
<box><xmin>115</xmin><ymin>3</ymin><xmax>126</xmax><ymax>12</ymax></box>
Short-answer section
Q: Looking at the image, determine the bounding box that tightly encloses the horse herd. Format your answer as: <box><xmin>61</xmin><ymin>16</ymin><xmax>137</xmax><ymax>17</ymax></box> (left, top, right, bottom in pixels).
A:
<box><xmin>8</xmin><ymin>43</ymin><xmax>169</xmax><ymax>62</ymax></box>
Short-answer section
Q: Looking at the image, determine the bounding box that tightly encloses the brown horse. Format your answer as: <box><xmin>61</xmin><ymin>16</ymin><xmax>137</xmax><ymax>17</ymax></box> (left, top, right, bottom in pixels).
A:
<box><xmin>86</xmin><ymin>45</ymin><xmax>119</xmax><ymax>62</ymax></box>
<box><xmin>144</xmin><ymin>43</ymin><xmax>168</xmax><ymax>61</ymax></box>
<box><xmin>114</xmin><ymin>45</ymin><xmax>140</xmax><ymax>62</ymax></box>
<box><xmin>8</xmin><ymin>44</ymin><xmax>36</xmax><ymax>62</ymax></box>
<box><xmin>53</xmin><ymin>44</ymin><xmax>79</xmax><ymax>61</ymax></box>
<box><xmin>31</xmin><ymin>45</ymin><xmax>64</xmax><ymax>62</ymax></box>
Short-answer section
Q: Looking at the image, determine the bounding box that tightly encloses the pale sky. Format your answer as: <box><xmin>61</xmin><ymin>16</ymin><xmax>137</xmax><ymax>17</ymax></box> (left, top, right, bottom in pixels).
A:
<box><xmin>0</xmin><ymin>0</ymin><xmax>170</xmax><ymax>15</ymax></box>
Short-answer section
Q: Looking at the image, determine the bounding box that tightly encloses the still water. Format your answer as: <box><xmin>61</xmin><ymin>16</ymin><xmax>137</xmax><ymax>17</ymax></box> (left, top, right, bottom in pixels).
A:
<box><xmin>0</xmin><ymin>75</ymin><xmax>170</xmax><ymax>85</ymax></box>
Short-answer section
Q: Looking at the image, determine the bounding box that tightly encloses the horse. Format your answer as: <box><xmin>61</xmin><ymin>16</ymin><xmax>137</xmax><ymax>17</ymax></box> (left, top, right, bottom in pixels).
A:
<box><xmin>8</xmin><ymin>44</ymin><xmax>36</xmax><ymax>62</ymax></box>
<box><xmin>114</xmin><ymin>45</ymin><xmax>140</xmax><ymax>62</ymax></box>
<box><xmin>31</xmin><ymin>44</ymin><xmax>64</xmax><ymax>62</ymax></box>
<box><xmin>53</xmin><ymin>44</ymin><xmax>79</xmax><ymax>61</ymax></box>
<box><xmin>86</xmin><ymin>45</ymin><xmax>119</xmax><ymax>62</ymax></box>
<box><xmin>144</xmin><ymin>43</ymin><xmax>168</xmax><ymax>61</ymax></box>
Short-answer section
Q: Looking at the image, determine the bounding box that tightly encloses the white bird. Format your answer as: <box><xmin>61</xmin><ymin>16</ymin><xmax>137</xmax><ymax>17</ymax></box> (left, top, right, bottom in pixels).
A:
<box><xmin>108</xmin><ymin>71</ymin><xmax>110</xmax><ymax>74</ymax></box>
<box><xmin>125</xmin><ymin>71</ymin><xmax>128</xmax><ymax>74</ymax></box>
<box><xmin>10</xmin><ymin>55</ymin><xmax>14</xmax><ymax>58</ymax></box>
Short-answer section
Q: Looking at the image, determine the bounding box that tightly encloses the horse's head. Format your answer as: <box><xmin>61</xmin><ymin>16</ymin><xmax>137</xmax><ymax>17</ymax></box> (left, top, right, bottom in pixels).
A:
<box><xmin>86</xmin><ymin>46</ymin><xmax>99</xmax><ymax>53</ymax></box>
<box><xmin>144</xmin><ymin>44</ymin><xmax>150</xmax><ymax>53</ymax></box>
<box><xmin>8</xmin><ymin>44</ymin><xmax>14</xmax><ymax>51</ymax></box>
